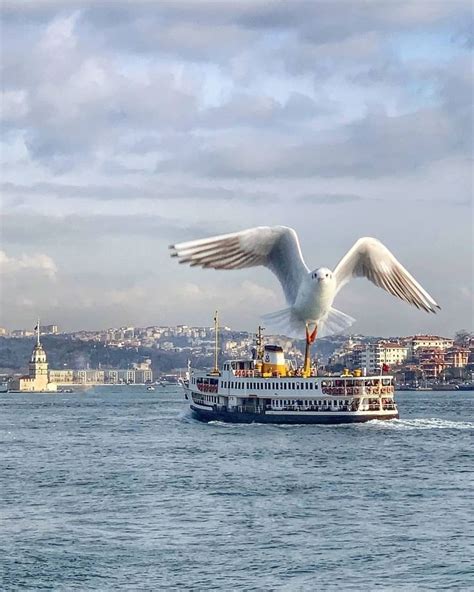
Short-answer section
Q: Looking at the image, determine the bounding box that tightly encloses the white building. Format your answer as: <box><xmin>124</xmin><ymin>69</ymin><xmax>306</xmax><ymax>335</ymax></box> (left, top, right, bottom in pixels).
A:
<box><xmin>379</xmin><ymin>342</ymin><xmax>409</xmax><ymax>366</ymax></box>
<box><xmin>407</xmin><ymin>335</ymin><xmax>454</xmax><ymax>358</ymax></box>
<box><xmin>353</xmin><ymin>341</ymin><xmax>408</xmax><ymax>374</ymax></box>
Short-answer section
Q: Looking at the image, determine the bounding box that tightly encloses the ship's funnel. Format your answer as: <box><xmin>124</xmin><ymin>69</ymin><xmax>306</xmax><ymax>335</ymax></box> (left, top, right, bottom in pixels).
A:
<box><xmin>262</xmin><ymin>345</ymin><xmax>286</xmax><ymax>377</ymax></box>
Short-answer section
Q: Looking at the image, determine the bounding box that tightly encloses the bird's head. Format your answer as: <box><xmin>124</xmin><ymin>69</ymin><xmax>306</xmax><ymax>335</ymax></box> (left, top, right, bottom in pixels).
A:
<box><xmin>311</xmin><ymin>267</ymin><xmax>334</xmax><ymax>284</ymax></box>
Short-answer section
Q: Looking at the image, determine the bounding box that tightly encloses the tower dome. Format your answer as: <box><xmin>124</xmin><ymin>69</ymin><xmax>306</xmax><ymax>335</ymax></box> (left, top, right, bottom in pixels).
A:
<box><xmin>30</xmin><ymin>343</ymin><xmax>47</xmax><ymax>364</ymax></box>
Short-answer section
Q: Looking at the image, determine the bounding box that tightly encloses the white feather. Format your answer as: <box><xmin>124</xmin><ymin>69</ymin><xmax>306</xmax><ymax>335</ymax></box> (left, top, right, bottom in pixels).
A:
<box><xmin>170</xmin><ymin>226</ymin><xmax>309</xmax><ymax>304</ymax></box>
<box><xmin>334</xmin><ymin>237</ymin><xmax>440</xmax><ymax>313</ymax></box>
<box><xmin>171</xmin><ymin>226</ymin><xmax>440</xmax><ymax>339</ymax></box>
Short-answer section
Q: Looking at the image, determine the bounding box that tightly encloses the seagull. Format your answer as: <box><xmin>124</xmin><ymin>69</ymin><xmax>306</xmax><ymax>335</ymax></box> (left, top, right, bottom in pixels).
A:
<box><xmin>169</xmin><ymin>226</ymin><xmax>439</xmax><ymax>340</ymax></box>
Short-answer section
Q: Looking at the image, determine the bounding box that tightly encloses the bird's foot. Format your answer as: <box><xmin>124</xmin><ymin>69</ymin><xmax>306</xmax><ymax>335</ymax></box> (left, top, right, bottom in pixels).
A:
<box><xmin>305</xmin><ymin>323</ymin><xmax>318</xmax><ymax>344</ymax></box>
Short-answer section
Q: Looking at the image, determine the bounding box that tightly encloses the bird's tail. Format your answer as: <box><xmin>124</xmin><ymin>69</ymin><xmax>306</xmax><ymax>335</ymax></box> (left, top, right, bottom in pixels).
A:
<box><xmin>318</xmin><ymin>307</ymin><xmax>355</xmax><ymax>337</ymax></box>
<box><xmin>262</xmin><ymin>306</ymin><xmax>355</xmax><ymax>339</ymax></box>
<box><xmin>261</xmin><ymin>307</ymin><xmax>307</xmax><ymax>339</ymax></box>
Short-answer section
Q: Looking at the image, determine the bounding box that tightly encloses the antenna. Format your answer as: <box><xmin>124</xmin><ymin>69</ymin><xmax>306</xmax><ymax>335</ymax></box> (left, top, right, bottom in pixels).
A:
<box><xmin>212</xmin><ymin>310</ymin><xmax>219</xmax><ymax>374</ymax></box>
<box><xmin>37</xmin><ymin>317</ymin><xmax>40</xmax><ymax>346</ymax></box>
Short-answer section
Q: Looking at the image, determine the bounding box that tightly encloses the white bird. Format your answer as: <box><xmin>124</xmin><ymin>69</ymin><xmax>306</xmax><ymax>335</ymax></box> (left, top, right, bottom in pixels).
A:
<box><xmin>169</xmin><ymin>226</ymin><xmax>439</xmax><ymax>339</ymax></box>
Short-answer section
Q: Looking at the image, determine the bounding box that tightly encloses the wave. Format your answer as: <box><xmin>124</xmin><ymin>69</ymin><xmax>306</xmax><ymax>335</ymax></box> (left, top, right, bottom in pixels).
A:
<box><xmin>366</xmin><ymin>418</ymin><xmax>474</xmax><ymax>430</ymax></box>
<box><xmin>207</xmin><ymin>420</ymin><xmax>266</xmax><ymax>427</ymax></box>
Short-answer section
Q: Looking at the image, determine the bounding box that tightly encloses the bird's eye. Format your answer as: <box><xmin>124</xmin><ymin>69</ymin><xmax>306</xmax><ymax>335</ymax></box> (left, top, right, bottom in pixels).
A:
<box><xmin>325</xmin><ymin>273</ymin><xmax>328</xmax><ymax>277</ymax></box>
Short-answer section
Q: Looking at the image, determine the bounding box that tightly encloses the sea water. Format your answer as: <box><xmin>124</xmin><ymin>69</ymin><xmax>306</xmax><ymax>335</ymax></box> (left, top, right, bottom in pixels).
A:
<box><xmin>1</xmin><ymin>388</ymin><xmax>473</xmax><ymax>591</ymax></box>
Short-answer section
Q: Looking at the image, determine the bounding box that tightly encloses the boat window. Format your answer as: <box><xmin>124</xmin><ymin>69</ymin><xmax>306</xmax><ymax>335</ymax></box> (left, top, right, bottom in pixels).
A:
<box><xmin>275</xmin><ymin>383</ymin><xmax>279</xmax><ymax>390</ymax></box>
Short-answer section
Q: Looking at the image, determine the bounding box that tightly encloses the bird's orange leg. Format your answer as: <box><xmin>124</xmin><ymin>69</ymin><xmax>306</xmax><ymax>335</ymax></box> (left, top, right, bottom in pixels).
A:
<box><xmin>304</xmin><ymin>323</ymin><xmax>318</xmax><ymax>376</ymax></box>
<box><xmin>308</xmin><ymin>324</ymin><xmax>318</xmax><ymax>344</ymax></box>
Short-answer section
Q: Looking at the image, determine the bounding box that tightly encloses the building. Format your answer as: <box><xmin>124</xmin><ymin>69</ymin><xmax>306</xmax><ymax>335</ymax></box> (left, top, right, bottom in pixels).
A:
<box><xmin>9</xmin><ymin>326</ymin><xmax>57</xmax><ymax>392</ymax></box>
<box><xmin>329</xmin><ymin>339</ymin><xmax>408</xmax><ymax>374</ymax></box>
<box><xmin>49</xmin><ymin>367</ymin><xmax>153</xmax><ymax>385</ymax></box>
<box><xmin>379</xmin><ymin>342</ymin><xmax>409</xmax><ymax>366</ymax></box>
<box><xmin>408</xmin><ymin>335</ymin><xmax>454</xmax><ymax>357</ymax></box>
<box><xmin>418</xmin><ymin>348</ymin><xmax>446</xmax><ymax>380</ymax></box>
<box><xmin>444</xmin><ymin>347</ymin><xmax>470</xmax><ymax>369</ymax></box>
<box><xmin>49</xmin><ymin>369</ymin><xmax>74</xmax><ymax>383</ymax></box>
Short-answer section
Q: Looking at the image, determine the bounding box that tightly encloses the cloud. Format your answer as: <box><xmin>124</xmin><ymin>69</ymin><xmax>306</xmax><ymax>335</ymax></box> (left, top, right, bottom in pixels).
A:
<box><xmin>0</xmin><ymin>250</ymin><xmax>58</xmax><ymax>279</ymax></box>
<box><xmin>297</xmin><ymin>194</ymin><xmax>364</xmax><ymax>205</ymax></box>
<box><xmin>0</xmin><ymin>1</ymin><xmax>472</xmax><ymax>334</ymax></box>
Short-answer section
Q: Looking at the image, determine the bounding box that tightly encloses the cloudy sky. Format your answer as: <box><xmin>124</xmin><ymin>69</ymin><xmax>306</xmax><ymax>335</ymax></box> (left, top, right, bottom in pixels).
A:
<box><xmin>1</xmin><ymin>0</ymin><xmax>472</xmax><ymax>335</ymax></box>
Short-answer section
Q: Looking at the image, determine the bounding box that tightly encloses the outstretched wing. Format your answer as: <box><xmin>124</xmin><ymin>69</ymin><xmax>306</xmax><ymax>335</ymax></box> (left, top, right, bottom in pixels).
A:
<box><xmin>334</xmin><ymin>237</ymin><xmax>440</xmax><ymax>313</ymax></box>
<box><xmin>170</xmin><ymin>226</ymin><xmax>309</xmax><ymax>304</ymax></box>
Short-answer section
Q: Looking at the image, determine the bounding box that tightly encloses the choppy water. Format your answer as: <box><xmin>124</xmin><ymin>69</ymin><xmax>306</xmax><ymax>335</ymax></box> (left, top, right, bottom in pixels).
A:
<box><xmin>1</xmin><ymin>388</ymin><xmax>473</xmax><ymax>591</ymax></box>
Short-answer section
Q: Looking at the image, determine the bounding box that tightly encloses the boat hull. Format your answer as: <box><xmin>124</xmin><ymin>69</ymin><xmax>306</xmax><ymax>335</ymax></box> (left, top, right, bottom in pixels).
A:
<box><xmin>190</xmin><ymin>405</ymin><xmax>399</xmax><ymax>424</ymax></box>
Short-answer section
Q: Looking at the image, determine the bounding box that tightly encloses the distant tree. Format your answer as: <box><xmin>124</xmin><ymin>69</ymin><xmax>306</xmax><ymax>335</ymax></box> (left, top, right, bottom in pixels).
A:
<box><xmin>454</xmin><ymin>330</ymin><xmax>473</xmax><ymax>345</ymax></box>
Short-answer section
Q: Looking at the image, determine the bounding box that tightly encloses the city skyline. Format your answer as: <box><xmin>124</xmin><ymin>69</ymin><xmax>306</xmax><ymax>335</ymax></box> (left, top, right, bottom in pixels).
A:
<box><xmin>1</xmin><ymin>1</ymin><xmax>473</xmax><ymax>335</ymax></box>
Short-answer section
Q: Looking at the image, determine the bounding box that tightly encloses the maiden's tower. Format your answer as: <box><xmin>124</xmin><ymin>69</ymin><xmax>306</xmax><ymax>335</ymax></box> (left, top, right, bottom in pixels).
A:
<box><xmin>9</xmin><ymin>323</ymin><xmax>57</xmax><ymax>392</ymax></box>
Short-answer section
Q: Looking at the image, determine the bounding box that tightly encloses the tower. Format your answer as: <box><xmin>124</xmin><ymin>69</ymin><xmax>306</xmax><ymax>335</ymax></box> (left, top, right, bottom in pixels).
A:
<box><xmin>28</xmin><ymin>321</ymin><xmax>49</xmax><ymax>388</ymax></box>
<box><xmin>9</xmin><ymin>319</ymin><xmax>56</xmax><ymax>392</ymax></box>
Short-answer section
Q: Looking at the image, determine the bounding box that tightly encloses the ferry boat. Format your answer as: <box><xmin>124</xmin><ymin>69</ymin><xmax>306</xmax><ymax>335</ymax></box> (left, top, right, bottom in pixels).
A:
<box><xmin>183</xmin><ymin>321</ymin><xmax>398</xmax><ymax>425</ymax></box>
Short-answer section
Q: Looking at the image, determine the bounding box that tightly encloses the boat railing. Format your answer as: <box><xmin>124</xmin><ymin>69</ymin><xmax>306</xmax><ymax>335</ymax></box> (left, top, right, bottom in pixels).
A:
<box><xmin>273</xmin><ymin>404</ymin><xmax>356</xmax><ymax>413</ymax></box>
<box><xmin>321</xmin><ymin>385</ymin><xmax>395</xmax><ymax>396</ymax></box>
<box><xmin>232</xmin><ymin>370</ymin><xmax>318</xmax><ymax>379</ymax></box>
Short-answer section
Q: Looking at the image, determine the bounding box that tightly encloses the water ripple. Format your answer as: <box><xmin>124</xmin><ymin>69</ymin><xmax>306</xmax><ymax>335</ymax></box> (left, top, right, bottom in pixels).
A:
<box><xmin>0</xmin><ymin>388</ymin><xmax>472</xmax><ymax>591</ymax></box>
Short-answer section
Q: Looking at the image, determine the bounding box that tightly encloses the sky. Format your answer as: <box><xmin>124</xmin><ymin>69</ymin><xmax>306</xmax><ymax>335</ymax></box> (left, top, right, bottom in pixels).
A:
<box><xmin>0</xmin><ymin>0</ymin><xmax>473</xmax><ymax>336</ymax></box>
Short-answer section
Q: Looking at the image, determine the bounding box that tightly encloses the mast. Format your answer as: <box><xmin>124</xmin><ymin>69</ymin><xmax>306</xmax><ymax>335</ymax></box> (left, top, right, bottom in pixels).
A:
<box><xmin>212</xmin><ymin>310</ymin><xmax>219</xmax><ymax>374</ymax></box>
<box><xmin>36</xmin><ymin>317</ymin><xmax>40</xmax><ymax>346</ymax></box>
<box><xmin>256</xmin><ymin>325</ymin><xmax>265</xmax><ymax>360</ymax></box>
